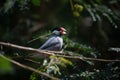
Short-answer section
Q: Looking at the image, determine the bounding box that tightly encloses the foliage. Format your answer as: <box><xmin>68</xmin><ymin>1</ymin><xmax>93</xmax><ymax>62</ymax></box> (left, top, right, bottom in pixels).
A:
<box><xmin>63</xmin><ymin>36</ymin><xmax>100</xmax><ymax>58</ymax></box>
<box><xmin>0</xmin><ymin>54</ymin><xmax>13</xmax><ymax>74</ymax></box>
<box><xmin>30</xmin><ymin>55</ymin><xmax>73</xmax><ymax>80</ymax></box>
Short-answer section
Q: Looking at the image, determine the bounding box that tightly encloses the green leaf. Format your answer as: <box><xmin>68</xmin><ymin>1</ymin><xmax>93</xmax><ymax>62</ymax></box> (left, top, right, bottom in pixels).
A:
<box><xmin>0</xmin><ymin>56</ymin><xmax>13</xmax><ymax>74</ymax></box>
<box><xmin>59</xmin><ymin>57</ymin><xmax>73</xmax><ymax>67</ymax></box>
<box><xmin>31</xmin><ymin>0</ymin><xmax>41</xmax><ymax>6</ymax></box>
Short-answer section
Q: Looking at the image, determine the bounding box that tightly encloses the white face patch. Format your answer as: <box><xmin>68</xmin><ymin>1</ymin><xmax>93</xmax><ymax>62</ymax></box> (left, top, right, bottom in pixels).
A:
<box><xmin>52</xmin><ymin>30</ymin><xmax>60</xmax><ymax>35</ymax></box>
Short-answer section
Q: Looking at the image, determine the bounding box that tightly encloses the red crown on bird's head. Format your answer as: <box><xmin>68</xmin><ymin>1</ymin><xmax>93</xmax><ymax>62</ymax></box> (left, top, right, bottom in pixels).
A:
<box><xmin>58</xmin><ymin>27</ymin><xmax>67</xmax><ymax>34</ymax></box>
<box><xmin>52</xmin><ymin>27</ymin><xmax>67</xmax><ymax>35</ymax></box>
<box><xmin>59</xmin><ymin>27</ymin><xmax>66</xmax><ymax>31</ymax></box>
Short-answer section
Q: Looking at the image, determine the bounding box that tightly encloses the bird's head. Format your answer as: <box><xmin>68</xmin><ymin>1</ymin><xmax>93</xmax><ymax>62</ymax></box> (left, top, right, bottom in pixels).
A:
<box><xmin>52</xmin><ymin>27</ymin><xmax>67</xmax><ymax>36</ymax></box>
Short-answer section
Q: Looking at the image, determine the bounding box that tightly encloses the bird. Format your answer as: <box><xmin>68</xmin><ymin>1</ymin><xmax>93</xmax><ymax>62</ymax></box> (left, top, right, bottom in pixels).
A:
<box><xmin>39</xmin><ymin>27</ymin><xmax>66</xmax><ymax>51</ymax></box>
<box><xmin>28</xmin><ymin>27</ymin><xmax>66</xmax><ymax>58</ymax></box>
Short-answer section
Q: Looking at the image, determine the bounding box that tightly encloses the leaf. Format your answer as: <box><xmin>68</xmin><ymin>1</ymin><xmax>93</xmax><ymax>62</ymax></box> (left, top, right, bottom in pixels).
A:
<box><xmin>85</xmin><ymin>61</ymin><xmax>94</xmax><ymax>65</ymax></box>
<box><xmin>0</xmin><ymin>55</ymin><xmax>13</xmax><ymax>74</ymax></box>
<box><xmin>31</xmin><ymin>0</ymin><xmax>41</xmax><ymax>6</ymax></box>
<box><xmin>85</xmin><ymin>5</ymin><xmax>97</xmax><ymax>21</ymax></box>
<box><xmin>46</xmin><ymin>64</ymin><xmax>61</xmax><ymax>75</ymax></box>
<box><xmin>59</xmin><ymin>57</ymin><xmax>73</xmax><ymax>66</ymax></box>
<box><xmin>43</xmin><ymin>59</ymin><xmax>48</xmax><ymax>66</ymax></box>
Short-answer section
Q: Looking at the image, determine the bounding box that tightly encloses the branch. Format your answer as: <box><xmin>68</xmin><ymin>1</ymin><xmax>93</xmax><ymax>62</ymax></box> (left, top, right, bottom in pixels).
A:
<box><xmin>56</xmin><ymin>55</ymin><xmax>120</xmax><ymax>62</ymax></box>
<box><xmin>0</xmin><ymin>42</ymin><xmax>53</xmax><ymax>56</ymax></box>
<box><xmin>0</xmin><ymin>54</ymin><xmax>60</xmax><ymax>80</ymax></box>
<box><xmin>0</xmin><ymin>42</ymin><xmax>120</xmax><ymax>62</ymax></box>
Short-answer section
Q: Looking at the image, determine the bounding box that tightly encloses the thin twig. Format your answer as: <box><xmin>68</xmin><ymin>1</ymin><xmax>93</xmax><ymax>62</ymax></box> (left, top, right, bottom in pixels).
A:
<box><xmin>0</xmin><ymin>42</ymin><xmax>120</xmax><ymax>62</ymax></box>
<box><xmin>0</xmin><ymin>54</ymin><xmax>60</xmax><ymax>80</ymax></box>
<box><xmin>24</xmin><ymin>58</ymin><xmax>41</xmax><ymax>65</ymax></box>
<box><xmin>27</xmin><ymin>33</ymin><xmax>50</xmax><ymax>43</ymax></box>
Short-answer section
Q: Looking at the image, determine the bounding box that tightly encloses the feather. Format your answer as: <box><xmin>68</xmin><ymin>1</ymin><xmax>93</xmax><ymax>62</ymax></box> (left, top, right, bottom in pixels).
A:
<box><xmin>39</xmin><ymin>35</ymin><xmax>63</xmax><ymax>51</ymax></box>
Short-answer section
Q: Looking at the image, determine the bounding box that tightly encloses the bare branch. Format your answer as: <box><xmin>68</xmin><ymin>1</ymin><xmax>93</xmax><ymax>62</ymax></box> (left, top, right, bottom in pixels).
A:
<box><xmin>0</xmin><ymin>42</ymin><xmax>53</xmax><ymax>56</ymax></box>
<box><xmin>0</xmin><ymin>42</ymin><xmax>120</xmax><ymax>62</ymax></box>
<box><xmin>0</xmin><ymin>54</ymin><xmax>60</xmax><ymax>80</ymax></box>
<box><xmin>56</xmin><ymin>55</ymin><xmax>120</xmax><ymax>62</ymax></box>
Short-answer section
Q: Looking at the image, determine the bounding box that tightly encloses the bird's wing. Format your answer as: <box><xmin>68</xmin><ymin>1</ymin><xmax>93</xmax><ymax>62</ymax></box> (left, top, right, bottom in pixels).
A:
<box><xmin>39</xmin><ymin>37</ymin><xmax>60</xmax><ymax>50</ymax></box>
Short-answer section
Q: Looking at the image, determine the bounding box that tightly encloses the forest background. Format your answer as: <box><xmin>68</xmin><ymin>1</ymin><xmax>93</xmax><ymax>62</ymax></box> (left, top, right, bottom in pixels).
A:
<box><xmin>0</xmin><ymin>0</ymin><xmax>120</xmax><ymax>80</ymax></box>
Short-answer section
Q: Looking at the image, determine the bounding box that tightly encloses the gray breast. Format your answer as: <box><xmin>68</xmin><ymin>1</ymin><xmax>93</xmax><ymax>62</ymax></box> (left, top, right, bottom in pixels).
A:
<box><xmin>39</xmin><ymin>36</ymin><xmax>63</xmax><ymax>51</ymax></box>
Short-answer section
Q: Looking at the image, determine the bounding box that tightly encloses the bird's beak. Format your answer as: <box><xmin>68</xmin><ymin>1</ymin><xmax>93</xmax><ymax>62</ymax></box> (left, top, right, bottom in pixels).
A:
<box><xmin>62</xmin><ymin>31</ymin><xmax>66</xmax><ymax>34</ymax></box>
<box><xmin>60</xmin><ymin>30</ymin><xmax>67</xmax><ymax>34</ymax></box>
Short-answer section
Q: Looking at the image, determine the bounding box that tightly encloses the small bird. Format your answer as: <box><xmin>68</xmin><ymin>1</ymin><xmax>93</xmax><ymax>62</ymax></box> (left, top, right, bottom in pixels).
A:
<box><xmin>28</xmin><ymin>27</ymin><xmax>66</xmax><ymax>58</ymax></box>
<box><xmin>39</xmin><ymin>27</ymin><xmax>66</xmax><ymax>51</ymax></box>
